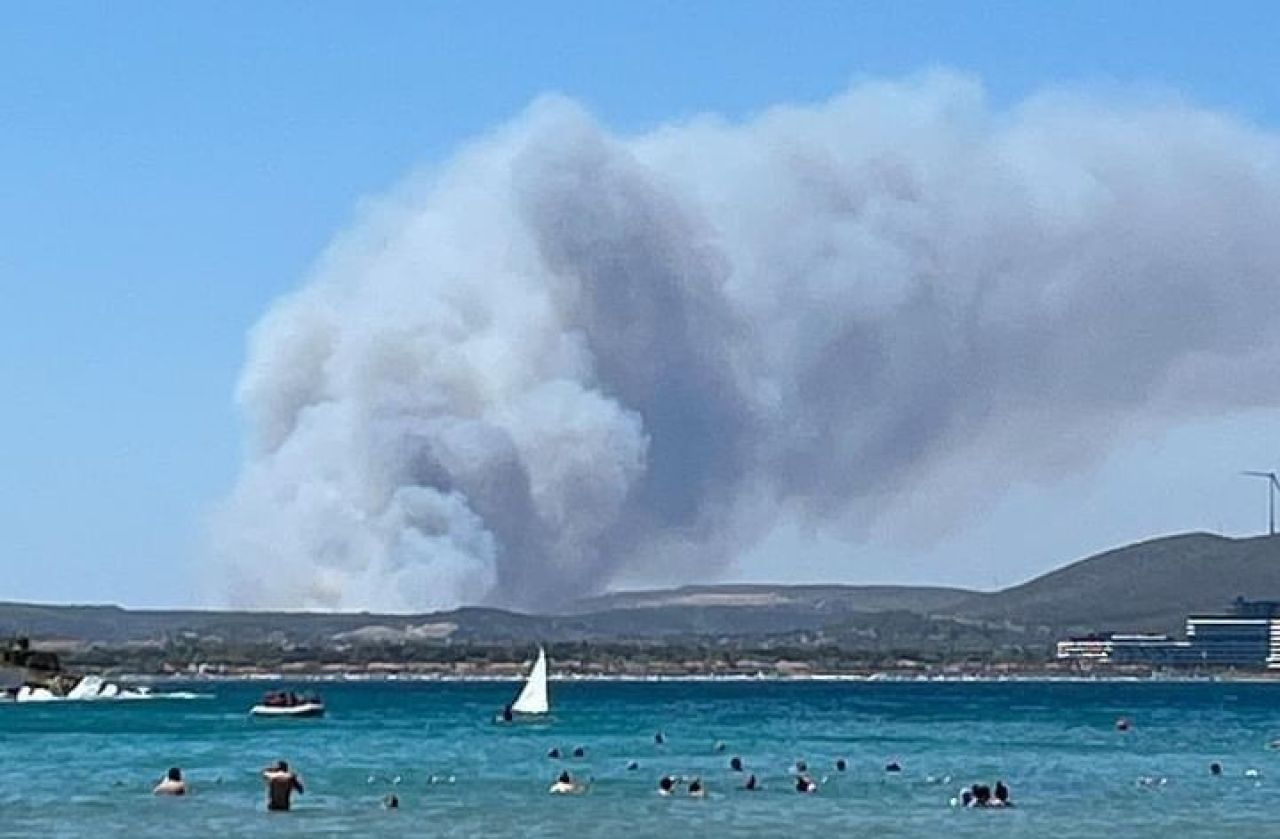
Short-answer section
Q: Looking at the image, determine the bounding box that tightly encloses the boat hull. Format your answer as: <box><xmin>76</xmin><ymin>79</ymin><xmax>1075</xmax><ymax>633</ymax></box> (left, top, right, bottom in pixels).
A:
<box><xmin>250</xmin><ymin>703</ymin><xmax>325</xmax><ymax>718</ymax></box>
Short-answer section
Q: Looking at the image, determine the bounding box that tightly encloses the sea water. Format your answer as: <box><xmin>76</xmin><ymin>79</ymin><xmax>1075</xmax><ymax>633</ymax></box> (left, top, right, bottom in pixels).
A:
<box><xmin>0</xmin><ymin>679</ymin><xmax>1277</xmax><ymax>837</ymax></box>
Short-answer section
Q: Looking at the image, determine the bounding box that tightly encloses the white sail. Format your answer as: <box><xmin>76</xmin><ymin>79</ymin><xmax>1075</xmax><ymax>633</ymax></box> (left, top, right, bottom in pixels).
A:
<box><xmin>510</xmin><ymin>647</ymin><xmax>549</xmax><ymax>715</ymax></box>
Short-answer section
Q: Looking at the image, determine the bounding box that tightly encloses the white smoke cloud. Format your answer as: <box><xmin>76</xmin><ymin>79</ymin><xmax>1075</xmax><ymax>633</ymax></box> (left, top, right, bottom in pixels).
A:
<box><xmin>213</xmin><ymin>72</ymin><xmax>1280</xmax><ymax>611</ymax></box>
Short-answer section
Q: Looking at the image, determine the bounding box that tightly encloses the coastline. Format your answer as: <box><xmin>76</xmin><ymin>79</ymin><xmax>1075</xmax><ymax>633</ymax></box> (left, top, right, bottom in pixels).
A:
<box><xmin>117</xmin><ymin>669</ymin><xmax>1280</xmax><ymax>685</ymax></box>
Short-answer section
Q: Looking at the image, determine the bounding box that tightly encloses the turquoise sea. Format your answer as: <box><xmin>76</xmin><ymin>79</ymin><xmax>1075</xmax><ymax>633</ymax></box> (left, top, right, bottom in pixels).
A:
<box><xmin>2</xmin><ymin>679</ymin><xmax>1278</xmax><ymax>837</ymax></box>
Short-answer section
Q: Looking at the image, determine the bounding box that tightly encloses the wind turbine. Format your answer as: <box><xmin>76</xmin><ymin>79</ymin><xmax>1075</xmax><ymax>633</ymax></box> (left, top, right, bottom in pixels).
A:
<box><xmin>1242</xmin><ymin>471</ymin><xmax>1280</xmax><ymax>536</ymax></box>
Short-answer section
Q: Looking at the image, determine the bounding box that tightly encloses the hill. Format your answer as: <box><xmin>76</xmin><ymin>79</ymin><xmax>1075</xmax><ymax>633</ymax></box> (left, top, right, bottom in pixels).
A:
<box><xmin>951</xmin><ymin>532</ymin><xmax>1280</xmax><ymax>633</ymax></box>
<box><xmin>3</xmin><ymin>531</ymin><xmax>1280</xmax><ymax>651</ymax></box>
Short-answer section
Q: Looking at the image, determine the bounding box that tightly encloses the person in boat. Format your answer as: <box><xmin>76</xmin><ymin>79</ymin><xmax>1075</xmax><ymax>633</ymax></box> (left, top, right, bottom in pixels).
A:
<box><xmin>743</xmin><ymin>774</ymin><xmax>759</xmax><ymax>791</ymax></box>
<box><xmin>658</xmin><ymin>775</ymin><xmax>678</xmax><ymax>796</ymax></box>
<box><xmin>549</xmin><ymin>771</ymin><xmax>587</xmax><ymax>795</ymax></box>
<box><xmin>153</xmin><ymin>767</ymin><xmax>187</xmax><ymax>796</ymax></box>
<box><xmin>795</xmin><ymin>775</ymin><xmax>817</xmax><ymax>793</ymax></box>
<box><xmin>262</xmin><ymin>760</ymin><xmax>304</xmax><ymax>812</ymax></box>
<box><xmin>688</xmin><ymin>778</ymin><xmax>706</xmax><ymax>798</ymax></box>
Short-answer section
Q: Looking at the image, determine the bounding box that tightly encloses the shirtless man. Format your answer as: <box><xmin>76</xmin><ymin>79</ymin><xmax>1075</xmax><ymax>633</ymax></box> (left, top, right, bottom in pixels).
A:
<box><xmin>153</xmin><ymin>767</ymin><xmax>187</xmax><ymax>796</ymax></box>
<box><xmin>262</xmin><ymin>760</ymin><xmax>304</xmax><ymax>811</ymax></box>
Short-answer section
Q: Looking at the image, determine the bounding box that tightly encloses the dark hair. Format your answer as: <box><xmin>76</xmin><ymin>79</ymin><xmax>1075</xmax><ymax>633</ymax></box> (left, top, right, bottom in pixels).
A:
<box><xmin>558</xmin><ymin>771</ymin><xmax>571</xmax><ymax>784</ymax></box>
<box><xmin>1210</xmin><ymin>762</ymin><xmax>1223</xmax><ymax>776</ymax></box>
<box><xmin>835</xmin><ymin>758</ymin><xmax>847</xmax><ymax>771</ymax></box>
<box><xmin>572</xmin><ymin>746</ymin><xmax>585</xmax><ymax>758</ymax></box>
<box><xmin>277</xmin><ymin>761</ymin><xmax>289</xmax><ymax>772</ymax></box>
<box><xmin>729</xmin><ymin>756</ymin><xmax>743</xmax><ymax>771</ymax></box>
<box><xmin>659</xmin><ymin>775</ymin><xmax>675</xmax><ymax>791</ymax></box>
<box><xmin>689</xmin><ymin>778</ymin><xmax>703</xmax><ymax>792</ymax></box>
<box><xmin>167</xmin><ymin>767</ymin><xmax>182</xmax><ymax>782</ymax></box>
<box><xmin>994</xmin><ymin>781</ymin><xmax>1009</xmax><ymax>802</ymax></box>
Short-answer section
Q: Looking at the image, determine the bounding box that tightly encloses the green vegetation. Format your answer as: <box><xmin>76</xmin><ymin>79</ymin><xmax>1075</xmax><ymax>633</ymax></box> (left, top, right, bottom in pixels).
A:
<box><xmin>7</xmin><ymin>531</ymin><xmax>1280</xmax><ymax>673</ymax></box>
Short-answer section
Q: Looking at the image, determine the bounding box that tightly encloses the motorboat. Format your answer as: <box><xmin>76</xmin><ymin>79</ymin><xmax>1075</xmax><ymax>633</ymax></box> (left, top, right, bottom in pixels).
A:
<box><xmin>250</xmin><ymin>690</ymin><xmax>325</xmax><ymax>718</ymax></box>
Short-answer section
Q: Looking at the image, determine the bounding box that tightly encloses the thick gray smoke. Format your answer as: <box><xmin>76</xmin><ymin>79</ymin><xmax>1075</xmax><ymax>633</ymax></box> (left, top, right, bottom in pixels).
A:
<box><xmin>214</xmin><ymin>73</ymin><xmax>1280</xmax><ymax>612</ymax></box>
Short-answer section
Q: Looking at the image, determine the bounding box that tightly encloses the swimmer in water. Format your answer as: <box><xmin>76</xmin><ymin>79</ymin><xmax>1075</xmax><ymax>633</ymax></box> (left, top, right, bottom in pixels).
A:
<box><xmin>835</xmin><ymin>758</ymin><xmax>847</xmax><ymax>772</ymax></box>
<box><xmin>688</xmin><ymin>778</ymin><xmax>706</xmax><ymax>798</ymax></box>
<box><xmin>626</xmin><ymin>761</ymin><xmax>639</xmax><ymax>771</ymax></box>
<box><xmin>500</xmin><ymin>704</ymin><xmax>513</xmax><ymax>723</ymax></box>
<box><xmin>744</xmin><ymin>774</ymin><xmax>759</xmax><ymax>791</ymax></box>
<box><xmin>970</xmin><ymin>784</ymin><xmax>992</xmax><ymax>807</ymax></box>
<box><xmin>572</xmin><ymin>746</ymin><xmax>585</xmax><ymax>758</ymax></box>
<box><xmin>1210</xmin><ymin>762</ymin><xmax>1223</xmax><ymax>776</ymax></box>
<box><xmin>729</xmin><ymin>756</ymin><xmax>744</xmax><ymax>772</ymax></box>
<box><xmin>885</xmin><ymin>761</ymin><xmax>902</xmax><ymax>773</ymax></box>
<box><xmin>262</xmin><ymin>761</ymin><xmax>304</xmax><ymax>812</ymax></box>
<box><xmin>549</xmin><ymin>770</ymin><xmax>586</xmax><ymax>795</ymax></box>
<box><xmin>547</xmin><ymin>747</ymin><xmax>562</xmax><ymax>759</ymax></box>
<box><xmin>658</xmin><ymin>775</ymin><xmax>678</xmax><ymax>796</ymax></box>
<box><xmin>795</xmin><ymin>775</ymin><xmax>817</xmax><ymax>793</ymax></box>
<box><xmin>1115</xmin><ymin>717</ymin><xmax>1131</xmax><ymax>732</ymax></box>
<box><xmin>153</xmin><ymin>767</ymin><xmax>187</xmax><ymax>796</ymax></box>
<box><xmin>383</xmin><ymin>794</ymin><xmax>399</xmax><ymax>809</ymax></box>
<box><xmin>654</xmin><ymin>732</ymin><xmax>666</xmax><ymax>745</ymax></box>
<box><xmin>795</xmin><ymin>759</ymin><xmax>808</xmax><ymax>774</ymax></box>
<box><xmin>994</xmin><ymin>780</ymin><xmax>1012</xmax><ymax>807</ymax></box>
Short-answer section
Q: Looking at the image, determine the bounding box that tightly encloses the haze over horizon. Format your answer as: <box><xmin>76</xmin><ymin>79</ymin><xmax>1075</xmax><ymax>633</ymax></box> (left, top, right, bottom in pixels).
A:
<box><xmin>5</xmin><ymin>3</ymin><xmax>1280</xmax><ymax>610</ymax></box>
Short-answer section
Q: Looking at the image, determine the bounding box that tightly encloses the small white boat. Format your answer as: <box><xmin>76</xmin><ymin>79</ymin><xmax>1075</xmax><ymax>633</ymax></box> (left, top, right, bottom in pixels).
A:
<box><xmin>250</xmin><ymin>691</ymin><xmax>325</xmax><ymax>718</ymax></box>
<box><xmin>502</xmin><ymin>647</ymin><xmax>549</xmax><ymax>719</ymax></box>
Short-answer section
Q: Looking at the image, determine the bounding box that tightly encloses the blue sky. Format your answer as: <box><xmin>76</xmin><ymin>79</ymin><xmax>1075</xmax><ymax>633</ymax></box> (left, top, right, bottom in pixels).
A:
<box><xmin>3</xmin><ymin>1</ymin><xmax>1280</xmax><ymax>607</ymax></box>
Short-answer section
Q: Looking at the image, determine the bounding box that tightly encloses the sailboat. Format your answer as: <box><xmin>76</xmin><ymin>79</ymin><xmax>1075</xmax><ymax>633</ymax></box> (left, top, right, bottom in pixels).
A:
<box><xmin>503</xmin><ymin>646</ymin><xmax>549</xmax><ymax>719</ymax></box>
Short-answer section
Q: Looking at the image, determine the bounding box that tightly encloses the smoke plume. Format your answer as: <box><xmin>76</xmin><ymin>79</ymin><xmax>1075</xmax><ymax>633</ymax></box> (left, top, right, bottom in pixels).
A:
<box><xmin>213</xmin><ymin>73</ymin><xmax>1280</xmax><ymax>611</ymax></box>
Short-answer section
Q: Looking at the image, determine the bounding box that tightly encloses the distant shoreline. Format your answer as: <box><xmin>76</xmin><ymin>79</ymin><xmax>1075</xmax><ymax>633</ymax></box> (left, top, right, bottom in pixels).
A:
<box><xmin>119</xmin><ymin>670</ymin><xmax>1280</xmax><ymax>685</ymax></box>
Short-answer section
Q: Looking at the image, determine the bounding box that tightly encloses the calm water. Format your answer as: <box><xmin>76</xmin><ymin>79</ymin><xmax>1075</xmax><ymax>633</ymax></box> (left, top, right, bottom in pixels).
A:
<box><xmin>1</xmin><ymin>679</ymin><xmax>1278</xmax><ymax>837</ymax></box>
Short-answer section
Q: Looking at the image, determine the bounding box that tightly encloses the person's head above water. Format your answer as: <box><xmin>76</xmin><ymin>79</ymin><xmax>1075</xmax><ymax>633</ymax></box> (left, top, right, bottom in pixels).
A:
<box><xmin>275</xmin><ymin>761</ymin><xmax>289</xmax><ymax>773</ymax></box>
<box><xmin>558</xmin><ymin>771</ymin><xmax>571</xmax><ymax>784</ymax></box>
<box><xmin>659</xmin><ymin>776</ymin><xmax>676</xmax><ymax>792</ymax></box>
<box><xmin>745</xmin><ymin>774</ymin><xmax>758</xmax><ymax>790</ymax></box>
<box><xmin>835</xmin><ymin>758</ymin><xmax>847</xmax><ymax>772</ymax></box>
<box><xmin>994</xmin><ymin>781</ymin><xmax>1009</xmax><ymax>802</ymax></box>
<box><xmin>547</xmin><ymin>748</ymin><xmax>561</xmax><ymax>759</ymax></box>
<box><xmin>1211</xmin><ymin>762</ymin><xmax>1223</xmax><ymax>776</ymax></box>
<box><xmin>167</xmin><ymin>768</ymin><xmax>182</xmax><ymax>782</ymax></box>
<box><xmin>572</xmin><ymin>746</ymin><xmax>585</xmax><ymax>758</ymax></box>
<box><xmin>730</xmin><ymin>756</ymin><xmax>743</xmax><ymax>772</ymax></box>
